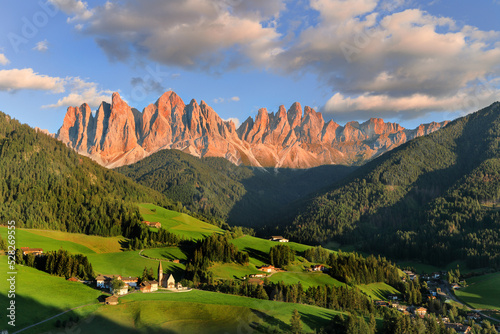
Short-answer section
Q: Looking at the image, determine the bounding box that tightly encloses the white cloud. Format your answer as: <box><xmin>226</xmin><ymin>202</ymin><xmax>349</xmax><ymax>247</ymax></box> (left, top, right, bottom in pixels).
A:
<box><xmin>42</xmin><ymin>78</ymin><xmax>112</xmax><ymax>108</ymax></box>
<box><xmin>224</xmin><ymin>117</ymin><xmax>241</xmax><ymax>128</ymax></box>
<box><xmin>65</xmin><ymin>0</ymin><xmax>283</xmax><ymax>69</ymax></box>
<box><xmin>0</xmin><ymin>54</ymin><xmax>9</xmax><ymax>66</ymax></box>
<box><xmin>33</xmin><ymin>40</ymin><xmax>49</xmax><ymax>52</ymax></box>
<box><xmin>0</xmin><ymin>68</ymin><xmax>64</xmax><ymax>92</ymax></box>
<box><xmin>213</xmin><ymin>96</ymin><xmax>240</xmax><ymax>103</ymax></box>
<box><xmin>49</xmin><ymin>0</ymin><xmax>93</xmax><ymax>21</ymax></box>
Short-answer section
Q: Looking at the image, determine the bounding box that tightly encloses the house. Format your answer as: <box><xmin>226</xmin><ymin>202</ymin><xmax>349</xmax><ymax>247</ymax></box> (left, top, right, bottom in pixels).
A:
<box><xmin>375</xmin><ymin>301</ymin><xmax>389</xmax><ymax>307</ymax></box>
<box><xmin>20</xmin><ymin>247</ymin><xmax>44</xmax><ymax>256</ymax></box>
<box><xmin>67</xmin><ymin>277</ymin><xmax>79</xmax><ymax>282</ymax></box>
<box><xmin>249</xmin><ymin>274</ymin><xmax>265</xmax><ymax>278</ymax></box>
<box><xmin>114</xmin><ymin>286</ymin><xmax>129</xmax><ymax>295</ymax></box>
<box><xmin>173</xmin><ymin>259</ymin><xmax>180</xmax><ymax>263</ymax></box>
<box><xmin>466</xmin><ymin>313</ymin><xmax>481</xmax><ymax>321</ymax></box>
<box><xmin>120</xmin><ymin>276</ymin><xmax>139</xmax><ymax>287</ymax></box>
<box><xmin>403</xmin><ymin>270</ymin><xmax>417</xmax><ymax>281</ymax></box>
<box><xmin>444</xmin><ymin>323</ymin><xmax>471</xmax><ymax>334</ymax></box>
<box><xmin>312</xmin><ymin>265</ymin><xmax>325</xmax><ymax>272</ymax></box>
<box><xmin>105</xmin><ymin>295</ymin><xmax>119</xmax><ymax>305</ymax></box>
<box><xmin>259</xmin><ymin>265</ymin><xmax>276</xmax><ymax>273</ymax></box>
<box><xmin>247</xmin><ymin>278</ymin><xmax>264</xmax><ymax>286</ymax></box>
<box><xmin>432</xmin><ymin>272</ymin><xmax>441</xmax><ymax>279</ymax></box>
<box><xmin>140</xmin><ymin>280</ymin><xmax>159</xmax><ymax>293</ymax></box>
<box><xmin>270</xmin><ymin>236</ymin><xmax>289</xmax><ymax>242</ymax></box>
<box><xmin>387</xmin><ymin>294</ymin><xmax>399</xmax><ymax>301</ymax></box>
<box><xmin>415</xmin><ymin>307</ymin><xmax>427</xmax><ymax>317</ymax></box>
<box><xmin>143</xmin><ymin>221</ymin><xmax>161</xmax><ymax>228</ymax></box>
<box><xmin>95</xmin><ymin>274</ymin><xmax>137</xmax><ymax>293</ymax></box>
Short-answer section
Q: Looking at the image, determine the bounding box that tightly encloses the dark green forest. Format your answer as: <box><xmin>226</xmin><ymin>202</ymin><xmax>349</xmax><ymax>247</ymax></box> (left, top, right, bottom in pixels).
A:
<box><xmin>0</xmin><ymin>112</ymin><xmax>170</xmax><ymax>237</ymax></box>
<box><xmin>287</xmin><ymin>102</ymin><xmax>500</xmax><ymax>267</ymax></box>
<box><xmin>115</xmin><ymin>149</ymin><xmax>354</xmax><ymax>226</ymax></box>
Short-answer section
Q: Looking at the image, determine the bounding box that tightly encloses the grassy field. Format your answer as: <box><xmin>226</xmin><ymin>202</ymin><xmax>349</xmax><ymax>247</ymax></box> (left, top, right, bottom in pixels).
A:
<box><xmin>141</xmin><ymin>246</ymin><xmax>188</xmax><ymax>261</ymax></box>
<box><xmin>0</xmin><ymin>255</ymin><xmax>102</xmax><ymax>332</ymax></box>
<box><xmin>357</xmin><ymin>283</ymin><xmax>401</xmax><ymax>301</ymax></box>
<box><xmin>455</xmin><ymin>272</ymin><xmax>500</xmax><ymax>310</ymax></box>
<box><xmin>210</xmin><ymin>263</ymin><xmax>262</xmax><ymax>279</ymax></box>
<box><xmin>268</xmin><ymin>271</ymin><xmax>344</xmax><ymax>289</ymax></box>
<box><xmin>231</xmin><ymin>235</ymin><xmax>318</xmax><ymax>267</ymax></box>
<box><xmin>87</xmin><ymin>252</ymin><xmax>185</xmax><ymax>278</ymax></box>
<box><xmin>25</xmin><ymin>229</ymin><xmax>124</xmax><ymax>253</ymax></box>
<box><xmin>118</xmin><ymin>290</ymin><xmax>345</xmax><ymax>332</ymax></box>
<box><xmin>0</xmin><ymin>226</ymin><xmax>96</xmax><ymax>255</ymax></box>
<box><xmin>138</xmin><ymin>203</ymin><xmax>224</xmax><ymax>240</ymax></box>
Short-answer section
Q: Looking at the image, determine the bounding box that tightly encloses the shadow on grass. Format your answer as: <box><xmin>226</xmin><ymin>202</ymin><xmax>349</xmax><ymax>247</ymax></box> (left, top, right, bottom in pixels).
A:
<box><xmin>242</xmin><ymin>247</ymin><xmax>269</xmax><ymax>265</ymax></box>
<box><xmin>249</xmin><ymin>308</ymin><xmax>289</xmax><ymax>333</ymax></box>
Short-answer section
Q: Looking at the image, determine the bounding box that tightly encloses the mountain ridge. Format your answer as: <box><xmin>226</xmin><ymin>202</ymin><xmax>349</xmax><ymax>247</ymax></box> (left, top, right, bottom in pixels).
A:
<box><xmin>57</xmin><ymin>91</ymin><xmax>449</xmax><ymax>168</ymax></box>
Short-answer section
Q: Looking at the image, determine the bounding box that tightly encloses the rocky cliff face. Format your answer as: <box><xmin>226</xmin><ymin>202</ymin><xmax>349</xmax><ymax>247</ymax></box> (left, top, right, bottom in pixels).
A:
<box><xmin>57</xmin><ymin>91</ymin><xmax>449</xmax><ymax>168</ymax></box>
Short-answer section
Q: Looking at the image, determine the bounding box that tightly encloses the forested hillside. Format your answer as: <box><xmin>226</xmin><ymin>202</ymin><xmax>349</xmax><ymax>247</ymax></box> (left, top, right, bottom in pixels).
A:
<box><xmin>116</xmin><ymin>149</ymin><xmax>354</xmax><ymax>226</ymax></box>
<box><xmin>288</xmin><ymin>102</ymin><xmax>500</xmax><ymax>268</ymax></box>
<box><xmin>0</xmin><ymin>112</ymin><xmax>170</xmax><ymax>236</ymax></box>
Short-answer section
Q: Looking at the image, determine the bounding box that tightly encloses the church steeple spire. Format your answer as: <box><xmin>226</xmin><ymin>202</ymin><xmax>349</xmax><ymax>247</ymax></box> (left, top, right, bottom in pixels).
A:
<box><xmin>158</xmin><ymin>260</ymin><xmax>163</xmax><ymax>284</ymax></box>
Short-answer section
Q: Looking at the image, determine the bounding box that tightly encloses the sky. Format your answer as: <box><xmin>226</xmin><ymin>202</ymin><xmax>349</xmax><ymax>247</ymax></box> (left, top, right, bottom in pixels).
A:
<box><xmin>0</xmin><ymin>0</ymin><xmax>499</xmax><ymax>133</ymax></box>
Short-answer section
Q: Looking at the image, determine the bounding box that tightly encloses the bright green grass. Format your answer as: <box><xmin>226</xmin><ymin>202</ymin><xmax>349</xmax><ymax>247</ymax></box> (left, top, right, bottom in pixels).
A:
<box><xmin>22</xmin><ymin>229</ymin><xmax>124</xmax><ymax>253</ymax></box>
<box><xmin>138</xmin><ymin>203</ymin><xmax>223</xmax><ymax>240</ymax></box>
<box><xmin>0</xmin><ymin>226</ymin><xmax>95</xmax><ymax>255</ymax></box>
<box><xmin>73</xmin><ymin>300</ymin><xmax>264</xmax><ymax>333</ymax></box>
<box><xmin>357</xmin><ymin>283</ymin><xmax>400</xmax><ymax>301</ymax></box>
<box><xmin>269</xmin><ymin>271</ymin><xmax>344</xmax><ymax>289</ymax></box>
<box><xmin>210</xmin><ymin>263</ymin><xmax>261</xmax><ymax>279</ymax></box>
<box><xmin>87</xmin><ymin>251</ymin><xmax>185</xmax><ymax>278</ymax></box>
<box><xmin>455</xmin><ymin>272</ymin><xmax>500</xmax><ymax>310</ymax></box>
<box><xmin>141</xmin><ymin>247</ymin><xmax>188</xmax><ymax>261</ymax></box>
<box><xmin>120</xmin><ymin>290</ymin><xmax>345</xmax><ymax>333</ymax></box>
<box><xmin>0</xmin><ymin>256</ymin><xmax>102</xmax><ymax>331</ymax></box>
<box><xmin>231</xmin><ymin>235</ymin><xmax>317</xmax><ymax>267</ymax></box>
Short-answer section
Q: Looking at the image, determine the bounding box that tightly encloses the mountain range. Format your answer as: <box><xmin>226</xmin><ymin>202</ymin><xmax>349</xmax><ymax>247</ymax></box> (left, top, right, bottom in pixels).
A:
<box><xmin>56</xmin><ymin>91</ymin><xmax>448</xmax><ymax>169</ymax></box>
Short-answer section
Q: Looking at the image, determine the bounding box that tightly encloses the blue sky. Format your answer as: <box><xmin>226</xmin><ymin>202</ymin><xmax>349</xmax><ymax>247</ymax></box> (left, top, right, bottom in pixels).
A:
<box><xmin>0</xmin><ymin>0</ymin><xmax>499</xmax><ymax>133</ymax></box>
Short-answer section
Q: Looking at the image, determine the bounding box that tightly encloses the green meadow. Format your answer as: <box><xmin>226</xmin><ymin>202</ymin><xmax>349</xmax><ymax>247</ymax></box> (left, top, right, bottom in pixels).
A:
<box><xmin>0</xmin><ymin>256</ymin><xmax>102</xmax><ymax>331</ymax></box>
<box><xmin>87</xmin><ymin>251</ymin><xmax>185</xmax><ymax>278</ymax></box>
<box><xmin>455</xmin><ymin>272</ymin><xmax>500</xmax><ymax>310</ymax></box>
<box><xmin>0</xmin><ymin>226</ymin><xmax>96</xmax><ymax>255</ymax></box>
<box><xmin>138</xmin><ymin>203</ymin><xmax>224</xmax><ymax>240</ymax></box>
<box><xmin>357</xmin><ymin>282</ymin><xmax>401</xmax><ymax>301</ymax></box>
<box><xmin>141</xmin><ymin>246</ymin><xmax>188</xmax><ymax>261</ymax></box>
<box><xmin>268</xmin><ymin>271</ymin><xmax>344</xmax><ymax>289</ymax></box>
<box><xmin>210</xmin><ymin>262</ymin><xmax>262</xmax><ymax>279</ymax></box>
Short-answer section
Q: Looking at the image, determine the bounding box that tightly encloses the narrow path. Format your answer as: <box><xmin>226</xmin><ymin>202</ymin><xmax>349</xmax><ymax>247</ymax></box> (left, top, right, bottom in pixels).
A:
<box><xmin>12</xmin><ymin>302</ymin><xmax>96</xmax><ymax>334</ymax></box>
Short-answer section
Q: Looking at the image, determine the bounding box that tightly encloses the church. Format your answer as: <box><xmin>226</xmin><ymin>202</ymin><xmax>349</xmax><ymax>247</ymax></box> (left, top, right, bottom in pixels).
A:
<box><xmin>158</xmin><ymin>261</ymin><xmax>181</xmax><ymax>289</ymax></box>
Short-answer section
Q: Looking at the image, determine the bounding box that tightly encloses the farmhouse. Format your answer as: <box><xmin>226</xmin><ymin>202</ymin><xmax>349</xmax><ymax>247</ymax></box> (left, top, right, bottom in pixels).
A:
<box><xmin>270</xmin><ymin>236</ymin><xmax>289</xmax><ymax>242</ymax></box>
<box><xmin>67</xmin><ymin>277</ymin><xmax>79</xmax><ymax>282</ymax></box>
<box><xmin>259</xmin><ymin>265</ymin><xmax>276</xmax><ymax>273</ymax></box>
<box><xmin>143</xmin><ymin>221</ymin><xmax>161</xmax><ymax>228</ymax></box>
<box><xmin>415</xmin><ymin>307</ymin><xmax>427</xmax><ymax>317</ymax></box>
<box><xmin>20</xmin><ymin>247</ymin><xmax>43</xmax><ymax>256</ymax></box>
<box><xmin>95</xmin><ymin>274</ymin><xmax>138</xmax><ymax>293</ymax></box>
<box><xmin>140</xmin><ymin>280</ymin><xmax>159</xmax><ymax>293</ymax></box>
<box><xmin>444</xmin><ymin>323</ymin><xmax>471</xmax><ymax>334</ymax></box>
<box><xmin>105</xmin><ymin>295</ymin><xmax>119</xmax><ymax>306</ymax></box>
<box><xmin>312</xmin><ymin>265</ymin><xmax>325</xmax><ymax>272</ymax></box>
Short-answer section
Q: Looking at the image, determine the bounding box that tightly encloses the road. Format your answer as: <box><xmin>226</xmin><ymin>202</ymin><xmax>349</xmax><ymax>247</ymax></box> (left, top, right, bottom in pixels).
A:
<box><xmin>438</xmin><ymin>281</ymin><xmax>500</xmax><ymax>323</ymax></box>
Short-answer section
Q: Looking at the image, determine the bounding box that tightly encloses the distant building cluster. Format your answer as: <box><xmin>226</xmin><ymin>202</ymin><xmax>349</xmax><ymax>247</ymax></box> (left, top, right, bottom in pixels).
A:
<box><xmin>142</xmin><ymin>221</ymin><xmax>161</xmax><ymax>228</ymax></box>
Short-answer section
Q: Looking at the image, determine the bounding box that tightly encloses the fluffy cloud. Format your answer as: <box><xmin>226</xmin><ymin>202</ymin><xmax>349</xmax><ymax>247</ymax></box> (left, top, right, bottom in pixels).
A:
<box><xmin>58</xmin><ymin>0</ymin><xmax>500</xmax><ymax>119</ymax></box>
<box><xmin>70</xmin><ymin>0</ymin><xmax>283</xmax><ymax>69</ymax></box>
<box><xmin>213</xmin><ymin>96</ymin><xmax>240</xmax><ymax>103</ymax></box>
<box><xmin>275</xmin><ymin>4</ymin><xmax>500</xmax><ymax>119</ymax></box>
<box><xmin>33</xmin><ymin>40</ymin><xmax>49</xmax><ymax>52</ymax></box>
<box><xmin>42</xmin><ymin>77</ymin><xmax>112</xmax><ymax>108</ymax></box>
<box><xmin>48</xmin><ymin>0</ymin><xmax>93</xmax><ymax>21</ymax></box>
<box><xmin>224</xmin><ymin>117</ymin><xmax>241</xmax><ymax>128</ymax></box>
<box><xmin>0</xmin><ymin>68</ymin><xmax>64</xmax><ymax>92</ymax></box>
<box><xmin>0</xmin><ymin>54</ymin><xmax>9</xmax><ymax>66</ymax></box>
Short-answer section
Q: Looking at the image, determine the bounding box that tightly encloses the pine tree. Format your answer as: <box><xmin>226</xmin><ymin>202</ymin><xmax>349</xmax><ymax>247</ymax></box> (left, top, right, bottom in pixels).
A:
<box><xmin>290</xmin><ymin>309</ymin><xmax>302</xmax><ymax>334</ymax></box>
